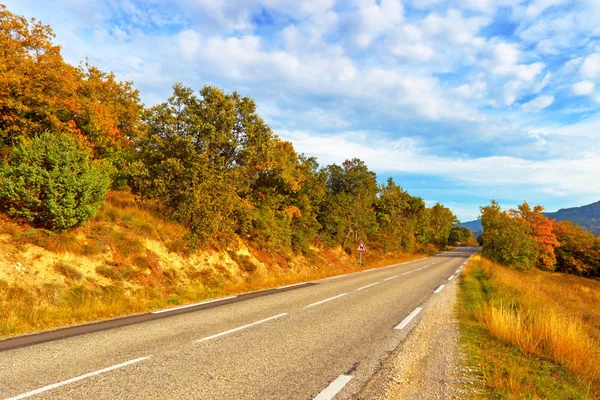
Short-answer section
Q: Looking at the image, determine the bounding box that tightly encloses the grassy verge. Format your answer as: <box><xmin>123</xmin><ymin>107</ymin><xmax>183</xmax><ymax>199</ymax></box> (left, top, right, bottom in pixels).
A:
<box><xmin>0</xmin><ymin>191</ymin><xmax>430</xmax><ymax>338</ymax></box>
<box><xmin>458</xmin><ymin>255</ymin><xmax>600</xmax><ymax>399</ymax></box>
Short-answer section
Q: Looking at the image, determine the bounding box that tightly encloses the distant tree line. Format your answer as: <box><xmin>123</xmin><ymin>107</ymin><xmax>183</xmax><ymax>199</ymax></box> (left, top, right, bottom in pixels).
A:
<box><xmin>0</xmin><ymin>5</ymin><xmax>457</xmax><ymax>254</ymax></box>
<box><xmin>480</xmin><ymin>200</ymin><xmax>600</xmax><ymax>277</ymax></box>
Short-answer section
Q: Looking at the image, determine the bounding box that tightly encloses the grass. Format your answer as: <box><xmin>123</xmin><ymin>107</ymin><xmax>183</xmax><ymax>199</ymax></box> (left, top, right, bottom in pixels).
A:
<box><xmin>458</xmin><ymin>255</ymin><xmax>600</xmax><ymax>399</ymax></box>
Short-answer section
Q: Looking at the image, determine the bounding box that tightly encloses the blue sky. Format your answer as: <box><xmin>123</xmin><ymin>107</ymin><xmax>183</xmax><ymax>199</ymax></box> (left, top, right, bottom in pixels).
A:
<box><xmin>6</xmin><ymin>0</ymin><xmax>600</xmax><ymax>221</ymax></box>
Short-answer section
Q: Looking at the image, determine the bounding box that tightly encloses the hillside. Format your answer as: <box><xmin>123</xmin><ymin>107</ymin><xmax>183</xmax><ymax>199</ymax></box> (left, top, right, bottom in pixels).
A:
<box><xmin>544</xmin><ymin>201</ymin><xmax>600</xmax><ymax>235</ymax></box>
<box><xmin>0</xmin><ymin>191</ymin><xmax>427</xmax><ymax>338</ymax></box>
<box><xmin>461</xmin><ymin>200</ymin><xmax>600</xmax><ymax>235</ymax></box>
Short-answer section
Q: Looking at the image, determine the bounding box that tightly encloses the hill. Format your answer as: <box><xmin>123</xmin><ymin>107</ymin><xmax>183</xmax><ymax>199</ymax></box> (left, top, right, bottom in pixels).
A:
<box><xmin>544</xmin><ymin>201</ymin><xmax>600</xmax><ymax>235</ymax></box>
<box><xmin>461</xmin><ymin>200</ymin><xmax>600</xmax><ymax>235</ymax></box>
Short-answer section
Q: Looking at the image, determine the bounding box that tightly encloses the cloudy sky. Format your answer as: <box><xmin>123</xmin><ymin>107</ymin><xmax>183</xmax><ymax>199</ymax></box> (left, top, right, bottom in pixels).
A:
<box><xmin>7</xmin><ymin>0</ymin><xmax>600</xmax><ymax>221</ymax></box>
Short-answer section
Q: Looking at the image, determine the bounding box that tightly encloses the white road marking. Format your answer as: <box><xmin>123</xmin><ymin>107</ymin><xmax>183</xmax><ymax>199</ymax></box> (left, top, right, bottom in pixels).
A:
<box><xmin>383</xmin><ymin>275</ymin><xmax>398</xmax><ymax>281</ymax></box>
<box><xmin>356</xmin><ymin>282</ymin><xmax>380</xmax><ymax>291</ymax></box>
<box><xmin>401</xmin><ymin>271</ymin><xmax>413</xmax><ymax>276</ymax></box>
<box><xmin>314</xmin><ymin>375</ymin><xmax>353</xmax><ymax>400</ymax></box>
<box><xmin>196</xmin><ymin>313</ymin><xmax>287</xmax><ymax>343</ymax></box>
<box><xmin>6</xmin><ymin>356</ymin><xmax>151</xmax><ymax>400</ymax></box>
<box><xmin>414</xmin><ymin>267</ymin><xmax>422</xmax><ymax>271</ymax></box>
<box><xmin>434</xmin><ymin>285</ymin><xmax>445</xmax><ymax>294</ymax></box>
<box><xmin>151</xmin><ymin>296</ymin><xmax>236</xmax><ymax>314</ymax></box>
<box><xmin>276</xmin><ymin>282</ymin><xmax>308</xmax><ymax>290</ymax></box>
<box><xmin>455</xmin><ymin>269</ymin><xmax>460</xmax><ymax>273</ymax></box>
<box><xmin>395</xmin><ymin>307</ymin><xmax>423</xmax><ymax>330</ymax></box>
<box><xmin>448</xmin><ymin>275</ymin><xmax>455</xmax><ymax>281</ymax></box>
<box><xmin>304</xmin><ymin>293</ymin><xmax>347</xmax><ymax>308</ymax></box>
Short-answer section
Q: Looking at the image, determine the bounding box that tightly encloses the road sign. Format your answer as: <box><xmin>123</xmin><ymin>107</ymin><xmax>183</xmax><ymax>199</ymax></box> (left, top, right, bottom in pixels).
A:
<box><xmin>356</xmin><ymin>241</ymin><xmax>367</xmax><ymax>252</ymax></box>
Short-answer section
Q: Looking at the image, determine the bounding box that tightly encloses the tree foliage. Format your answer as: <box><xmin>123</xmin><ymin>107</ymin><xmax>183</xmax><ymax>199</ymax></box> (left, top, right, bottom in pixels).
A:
<box><xmin>0</xmin><ymin>131</ymin><xmax>111</xmax><ymax>230</ymax></box>
<box><xmin>553</xmin><ymin>221</ymin><xmax>599</xmax><ymax>276</ymax></box>
<box><xmin>0</xmin><ymin>5</ymin><xmax>142</xmax><ymax>158</ymax></box>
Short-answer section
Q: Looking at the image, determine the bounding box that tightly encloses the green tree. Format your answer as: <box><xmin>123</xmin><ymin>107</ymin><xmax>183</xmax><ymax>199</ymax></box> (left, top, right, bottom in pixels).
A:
<box><xmin>480</xmin><ymin>200</ymin><xmax>537</xmax><ymax>269</ymax></box>
<box><xmin>448</xmin><ymin>226</ymin><xmax>473</xmax><ymax>246</ymax></box>
<box><xmin>130</xmin><ymin>84</ymin><xmax>273</xmax><ymax>244</ymax></box>
<box><xmin>319</xmin><ymin>158</ymin><xmax>379</xmax><ymax>248</ymax></box>
<box><xmin>553</xmin><ymin>220</ymin><xmax>599</xmax><ymax>276</ymax></box>
<box><xmin>0</xmin><ymin>131</ymin><xmax>111</xmax><ymax>231</ymax></box>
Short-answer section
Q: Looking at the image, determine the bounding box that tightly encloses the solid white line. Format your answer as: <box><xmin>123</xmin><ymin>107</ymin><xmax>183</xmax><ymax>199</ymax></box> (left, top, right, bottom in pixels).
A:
<box><xmin>383</xmin><ymin>275</ymin><xmax>398</xmax><ymax>281</ymax></box>
<box><xmin>314</xmin><ymin>375</ymin><xmax>353</xmax><ymax>400</ymax></box>
<box><xmin>304</xmin><ymin>293</ymin><xmax>347</xmax><ymax>308</ymax></box>
<box><xmin>196</xmin><ymin>313</ymin><xmax>287</xmax><ymax>343</ymax></box>
<box><xmin>356</xmin><ymin>282</ymin><xmax>380</xmax><ymax>291</ymax></box>
<box><xmin>6</xmin><ymin>357</ymin><xmax>151</xmax><ymax>400</ymax></box>
<box><xmin>448</xmin><ymin>275</ymin><xmax>455</xmax><ymax>281</ymax></box>
<box><xmin>394</xmin><ymin>307</ymin><xmax>423</xmax><ymax>330</ymax></box>
<box><xmin>276</xmin><ymin>282</ymin><xmax>308</xmax><ymax>290</ymax></box>
<box><xmin>434</xmin><ymin>285</ymin><xmax>445</xmax><ymax>294</ymax></box>
<box><xmin>151</xmin><ymin>296</ymin><xmax>237</xmax><ymax>314</ymax></box>
<box><xmin>323</xmin><ymin>275</ymin><xmax>343</xmax><ymax>280</ymax></box>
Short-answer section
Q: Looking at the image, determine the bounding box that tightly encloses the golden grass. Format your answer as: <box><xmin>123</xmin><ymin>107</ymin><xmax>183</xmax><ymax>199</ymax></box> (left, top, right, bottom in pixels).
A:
<box><xmin>459</xmin><ymin>255</ymin><xmax>600</xmax><ymax>397</ymax></box>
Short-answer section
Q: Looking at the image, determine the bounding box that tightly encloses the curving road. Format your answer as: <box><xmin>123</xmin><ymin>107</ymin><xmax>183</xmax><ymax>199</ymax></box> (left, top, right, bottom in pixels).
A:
<box><xmin>0</xmin><ymin>247</ymin><xmax>478</xmax><ymax>400</ymax></box>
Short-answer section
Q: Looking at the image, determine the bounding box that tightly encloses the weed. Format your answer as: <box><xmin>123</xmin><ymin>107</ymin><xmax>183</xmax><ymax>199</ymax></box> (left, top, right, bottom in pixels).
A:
<box><xmin>52</xmin><ymin>262</ymin><xmax>83</xmax><ymax>281</ymax></box>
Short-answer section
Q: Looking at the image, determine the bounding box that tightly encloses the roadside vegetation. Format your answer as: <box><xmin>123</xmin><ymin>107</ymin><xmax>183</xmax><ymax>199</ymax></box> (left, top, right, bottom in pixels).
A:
<box><xmin>459</xmin><ymin>255</ymin><xmax>600</xmax><ymax>399</ymax></box>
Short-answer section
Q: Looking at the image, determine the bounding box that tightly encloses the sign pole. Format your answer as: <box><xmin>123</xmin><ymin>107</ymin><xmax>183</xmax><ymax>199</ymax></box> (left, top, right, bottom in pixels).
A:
<box><xmin>359</xmin><ymin>252</ymin><xmax>363</xmax><ymax>266</ymax></box>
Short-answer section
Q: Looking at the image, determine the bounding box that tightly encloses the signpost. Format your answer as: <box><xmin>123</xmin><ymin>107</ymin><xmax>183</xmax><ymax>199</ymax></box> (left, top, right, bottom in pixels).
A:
<box><xmin>356</xmin><ymin>241</ymin><xmax>367</xmax><ymax>266</ymax></box>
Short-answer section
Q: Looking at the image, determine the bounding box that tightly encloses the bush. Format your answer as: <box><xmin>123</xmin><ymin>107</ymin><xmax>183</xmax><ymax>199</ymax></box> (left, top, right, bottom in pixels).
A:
<box><xmin>0</xmin><ymin>132</ymin><xmax>111</xmax><ymax>231</ymax></box>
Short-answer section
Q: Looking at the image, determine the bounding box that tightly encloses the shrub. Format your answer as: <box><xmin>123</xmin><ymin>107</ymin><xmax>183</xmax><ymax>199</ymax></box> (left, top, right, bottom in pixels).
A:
<box><xmin>53</xmin><ymin>262</ymin><xmax>83</xmax><ymax>281</ymax></box>
<box><xmin>0</xmin><ymin>132</ymin><xmax>111</xmax><ymax>231</ymax></box>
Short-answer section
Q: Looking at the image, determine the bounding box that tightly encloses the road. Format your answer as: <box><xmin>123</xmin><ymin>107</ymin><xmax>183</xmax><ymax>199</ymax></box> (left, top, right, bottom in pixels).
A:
<box><xmin>0</xmin><ymin>247</ymin><xmax>478</xmax><ymax>400</ymax></box>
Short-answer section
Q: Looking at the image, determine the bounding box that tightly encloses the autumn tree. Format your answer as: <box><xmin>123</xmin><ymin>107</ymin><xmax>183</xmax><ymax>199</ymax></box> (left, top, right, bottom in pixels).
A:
<box><xmin>448</xmin><ymin>226</ymin><xmax>473</xmax><ymax>246</ymax></box>
<box><xmin>0</xmin><ymin>5</ymin><xmax>142</xmax><ymax>161</ymax></box>
<box><xmin>514</xmin><ymin>202</ymin><xmax>560</xmax><ymax>270</ymax></box>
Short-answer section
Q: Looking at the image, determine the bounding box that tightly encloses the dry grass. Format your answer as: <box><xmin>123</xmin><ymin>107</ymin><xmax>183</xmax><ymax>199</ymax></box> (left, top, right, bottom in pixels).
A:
<box><xmin>459</xmin><ymin>255</ymin><xmax>600</xmax><ymax>398</ymax></box>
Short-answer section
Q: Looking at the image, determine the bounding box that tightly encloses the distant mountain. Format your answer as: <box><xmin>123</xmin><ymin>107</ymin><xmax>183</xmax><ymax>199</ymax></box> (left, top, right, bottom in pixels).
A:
<box><xmin>544</xmin><ymin>201</ymin><xmax>600</xmax><ymax>235</ymax></box>
<box><xmin>459</xmin><ymin>219</ymin><xmax>482</xmax><ymax>233</ymax></box>
<box><xmin>460</xmin><ymin>200</ymin><xmax>600</xmax><ymax>236</ymax></box>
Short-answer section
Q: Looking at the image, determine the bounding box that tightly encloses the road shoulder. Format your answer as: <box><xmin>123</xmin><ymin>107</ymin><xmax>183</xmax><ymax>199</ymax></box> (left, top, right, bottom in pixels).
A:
<box><xmin>356</xmin><ymin>278</ymin><xmax>466</xmax><ymax>399</ymax></box>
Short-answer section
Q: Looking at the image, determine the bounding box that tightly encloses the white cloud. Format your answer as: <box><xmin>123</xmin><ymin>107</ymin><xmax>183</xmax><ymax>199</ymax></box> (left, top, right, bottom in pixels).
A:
<box><xmin>344</xmin><ymin>0</ymin><xmax>404</xmax><ymax>47</ymax></box>
<box><xmin>525</xmin><ymin>0</ymin><xmax>562</xmax><ymax>17</ymax></box>
<box><xmin>580</xmin><ymin>53</ymin><xmax>600</xmax><ymax>78</ymax></box>
<box><xmin>521</xmin><ymin>95</ymin><xmax>554</xmax><ymax>111</ymax></box>
<box><xmin>572</xmin><ymin>81</ymin><xmax>596</xmax><ymax>96</ymax></box>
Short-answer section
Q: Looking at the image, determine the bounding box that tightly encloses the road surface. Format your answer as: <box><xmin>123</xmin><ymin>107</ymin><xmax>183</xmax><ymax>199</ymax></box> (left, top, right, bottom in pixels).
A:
<box><xmin>0</xmin><ymin>247</ymin><xmax>478</xmax><ymax>400</ymax></box>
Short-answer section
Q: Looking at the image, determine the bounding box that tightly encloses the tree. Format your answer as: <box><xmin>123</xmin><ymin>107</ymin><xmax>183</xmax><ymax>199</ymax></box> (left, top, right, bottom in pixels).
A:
<box><xmin>553</xmin><ymin>220</ymin><xmax>599</xmax><ymax>276</ymax></box>
<box><xmin>429</xmin><ymin>203</ymin><xmax>457</xmax><ymax>248</ymax></box>
<box><xmin>319</xmin><ymin>159</ymin><xmax>379</xmax><ymax>248</ymax></box>
<box><xmin>0</xmin><ymin>131</ymin><xmax>111</xmax><ymax>231</ymax></box>
<box><xmin>480</xmin><ymin>200</ymin><xmax>537</xmax><ymax>269</ymax></box>
<box><xmin>0</xmin><ymin>5</ymin><xmax>142</xmax><ymax>159</ymax></box>
<box><xmin>130</xmin><ymin>84</ymin><xmax>273</xmax><ymax>244</ymax></box>
<box><xmin>514</xmin><ymin>202</ymin><xmax>560</xmax><ymax>270</ymax></box>
<box><xmin>448</xmin><ymin>226</ymin><xmax>473</xmax><ymax>246</ymax></box>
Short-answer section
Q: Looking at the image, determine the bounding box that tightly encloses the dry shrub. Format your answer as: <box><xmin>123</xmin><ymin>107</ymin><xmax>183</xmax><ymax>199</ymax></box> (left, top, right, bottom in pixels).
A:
<box><xmin>52</xmin><ymin>262</ymin><xmax>83</xmax><ymax>281</ymax></box>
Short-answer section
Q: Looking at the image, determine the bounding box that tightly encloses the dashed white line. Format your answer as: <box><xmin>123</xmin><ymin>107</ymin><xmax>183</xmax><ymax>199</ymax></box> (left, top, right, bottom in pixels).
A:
<box><xmin>356</xmin><ymin>282</ymin><xmax>380</xmax><ymax>291</ymax></box>
<box><xmin>6</xmin><ymin>356</ymin><xmax>152</xmax><ymax>400</ymax></box>
<box><xmin>196</xmin><ymin>313</ymin><xmax>287</xmax><ymax>343</ymax></box>
<box><xmin>394</xmin><ymin>307</ymin><xmax>423</xmax><ymax>330</ymax></box>
<box><xmin>455</xmin><ymin>269</ymin><xmax>460</xmax><ymax>274</ymax></box>
<box><xmin>448</xmin><ymin>275</ymin><xmax>455</xmax><ymax>281</ymax></box>
<box><xmin>314</xmin><ymin>375</ymin><xmax>353</xmax><ymax>400</ymax></box>
<box><xmin>401</xmin><ymin>271</ymin><xmax>413</xmax><ymax>276</ymax></box>
<box><xmin>434</xmin><ymin>285</ymin><xmax>445</xmax><ymax>294</ymax></box>
<box><xmin>151</xmin><ymin>296</ymin><xmax>237</xmax><ymax>314</ymax></box>
<box><xmin>276</xmin><ymin>282</ymin><xmax>308</xmax><ymax>290</ymax></box>
<box><xmin>383</xmin><ymin>275</ymin><xmax>398</xmax><ymax>281</ymax></box>
<box><xmin>304</xmin><ymin>293</ymin><xmax>347</xmax><ymax>308</ymax></box>
<box><xmin>414</xmin><ymin>267</ymin><xmax>422</xmax><ymax>271</ymax></box>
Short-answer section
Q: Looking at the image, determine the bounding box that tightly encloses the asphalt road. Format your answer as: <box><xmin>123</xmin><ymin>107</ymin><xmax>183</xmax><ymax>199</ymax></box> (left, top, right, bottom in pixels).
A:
<box><xmin>0</xmin><ymin>247</ymin><xmax>478</xmax><ymax>400</ymax></box>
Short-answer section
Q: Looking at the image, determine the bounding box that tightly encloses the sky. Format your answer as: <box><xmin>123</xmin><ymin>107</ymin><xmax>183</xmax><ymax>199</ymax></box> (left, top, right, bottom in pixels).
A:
<box><xmin>6</xmin><ymin>0</ymin><xmax>600</xmax><ymax>221</ymax></box>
